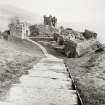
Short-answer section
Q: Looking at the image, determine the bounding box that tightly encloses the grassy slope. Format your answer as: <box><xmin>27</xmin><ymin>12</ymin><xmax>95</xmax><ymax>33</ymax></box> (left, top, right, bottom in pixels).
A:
<box><xmin>65</xmin><ymin>52</ymin><xmax>105</xmax><ymax>105</ymax></box>
<box><xmin>40</xmin><ymin>41</ymin><xmax>105</xmax><ymax>105</ymax></box>
<box><xmin>0</xmin><ymin>38</ymin><xmax>44</xmax><ymax>98</ymax></box>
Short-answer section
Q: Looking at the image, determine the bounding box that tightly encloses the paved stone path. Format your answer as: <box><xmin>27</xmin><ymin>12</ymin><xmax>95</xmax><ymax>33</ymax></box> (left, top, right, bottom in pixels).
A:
<box><xmin>0</xmin><ymin>55</ymin><xmax>77</xmax><ymax>105</ymax></box>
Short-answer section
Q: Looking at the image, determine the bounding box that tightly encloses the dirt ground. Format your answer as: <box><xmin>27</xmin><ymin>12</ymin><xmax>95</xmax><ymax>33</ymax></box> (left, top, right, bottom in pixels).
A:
<box><xmin>0</xmin><ymin>38</ymin><xmax>44</xmax><ymax>99</ymax></box>
<box><xmin>40</xmin><ymin>41</ymin><xmax>105</xmax><ymax>105</ymax></box>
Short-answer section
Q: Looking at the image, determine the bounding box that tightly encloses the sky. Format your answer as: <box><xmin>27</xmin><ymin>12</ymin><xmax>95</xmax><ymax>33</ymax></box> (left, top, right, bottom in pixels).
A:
<box><xmin>0</xmin><ymin>0</ymin><xmax>105</xmax><ymax>43</ymax></box>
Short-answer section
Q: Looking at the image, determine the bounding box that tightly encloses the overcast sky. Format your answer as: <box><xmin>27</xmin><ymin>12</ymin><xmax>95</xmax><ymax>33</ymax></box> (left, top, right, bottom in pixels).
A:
<box><xmin>0</xmin><ymin>0</ymin><xmax>105</xmax><ymax>23</ymax></box>
<box><xmin>0</xmin><ymin>0</ymin><xmax>105</xmax><ymax>43</ymax></box>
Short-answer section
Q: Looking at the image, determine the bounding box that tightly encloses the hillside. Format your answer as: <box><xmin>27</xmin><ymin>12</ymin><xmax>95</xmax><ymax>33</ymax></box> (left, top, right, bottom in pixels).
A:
<box><xmin>38</xmin><ymin>39</ymin><xmax>105</xmax><ymax>105</ymax></box>
<box><xmin>0</xmin><ymin>38</ymin><xmax>44</xmax><ymax>99</ymax></box>
<box><xmin>0</xmin><ymin>4</ymin><xmax>42</xmax><ymax>31</ymax></box>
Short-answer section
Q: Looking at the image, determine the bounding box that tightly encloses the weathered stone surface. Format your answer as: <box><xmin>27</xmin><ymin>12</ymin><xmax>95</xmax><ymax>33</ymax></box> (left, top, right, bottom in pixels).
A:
<box><xmin>9</xmin><ymin>18</ymin><xmax>30</xmax><ymax>39</ymax></box>
<box><xmin>61</xmin><ymin>28</ymin><xmax>84</xmax><ymax>40</ymax></box>
<box><xmin>76</xmin><ymin>39</ymin><xmax>103</xmax><ymax>56</ymax></box>
<box><xmin>37</xmin><ymin>25</ymin><xmax>58</xmax><ymax>36</ymax></box>
<box><xmin>63</xmin><ymin>38</ymin><xmax>103</xmax><ymax>57</ymax></box>
<box><xmin>56</xmin><ymin>27</ymin><xmax>103</xmax><ymax>57</ymax></box>
<box><xmin>0</xmin><ymin>55</ymin><xmax>77</xmax><ymax>105</ymax></box>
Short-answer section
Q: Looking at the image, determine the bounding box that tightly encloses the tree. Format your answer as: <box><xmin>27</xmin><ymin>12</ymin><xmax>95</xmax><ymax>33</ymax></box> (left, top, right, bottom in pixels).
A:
<box><xmin>29</xmin><ymin>25</ymin><xmax>39</xmax><ymax>37</ymax></box>
<box><xmin>59</xmin><ymin>26</ymin><xmax>64</xmax><ymax>34</ymax></box>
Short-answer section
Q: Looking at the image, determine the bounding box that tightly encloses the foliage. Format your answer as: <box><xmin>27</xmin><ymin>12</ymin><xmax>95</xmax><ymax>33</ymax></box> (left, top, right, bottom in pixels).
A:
<box><xmin>57</xmin><ymin>35</ymin><xmax>64</xmax><ymax>45</ymax></box>
<box><xmin>64</xmin><ymin>40</ymin><xmax>77</xmax><ymax>57</ymax></box>
<box><xmin>29</xmin><ymin>25</ymin><xmax>39</xmax><ymax>37</ymax></box>
<box><xmin>53</xmin><ymin>33</ymin><xmax>59</xmax><ymax>42</ymax></box>
<box><xmin>83</xmin><ymin>29</ymin><xmax>97</xmax><ymax>40</ymax></box>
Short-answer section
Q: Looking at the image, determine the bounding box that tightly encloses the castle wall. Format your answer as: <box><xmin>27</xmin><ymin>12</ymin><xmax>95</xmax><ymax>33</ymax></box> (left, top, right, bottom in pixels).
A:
<box><xmin>9</xmin><ymin>22</ymin><xmax>30</xmax><ymax>39</ymax></box>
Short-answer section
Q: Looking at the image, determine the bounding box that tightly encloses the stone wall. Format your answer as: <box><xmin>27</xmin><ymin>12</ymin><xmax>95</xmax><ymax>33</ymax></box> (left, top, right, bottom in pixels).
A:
<box><xmin>61</xmin><ymin>28</ymin><xmax>84</xmax><ymax>41</ymax></box>
<box><xmin>60</xmin><ymin>28</ymin><xmax>103</xmax><ymax>57</ymax></box>
<box><xmin>38</xmin><ymin>25</ymin><xmax>58</xmax><ymax>36</ymax></box>
<box><xmin>9</xmin><ymin>22</ymin><xmax>30</xmax><ymax>39</ymax></box>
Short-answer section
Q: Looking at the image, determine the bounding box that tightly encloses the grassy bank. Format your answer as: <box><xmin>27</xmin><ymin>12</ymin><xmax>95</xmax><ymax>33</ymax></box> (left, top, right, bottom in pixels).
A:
<box><xmin>0</xmin><ymin>38</ymin><xmax>44</xmax><ymax>98</ymax></box>
<box><xmin>40</xmin><ymin>41</ymin><xmax>105</xmax><ymax>105</ymax></box>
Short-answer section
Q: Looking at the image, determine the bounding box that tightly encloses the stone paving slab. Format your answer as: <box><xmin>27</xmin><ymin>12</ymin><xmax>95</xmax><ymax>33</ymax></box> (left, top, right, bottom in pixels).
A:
<box><xmin>0</xmin><ymin>56</ymin><xmax>77</xmax><ymax>105</ymax></box>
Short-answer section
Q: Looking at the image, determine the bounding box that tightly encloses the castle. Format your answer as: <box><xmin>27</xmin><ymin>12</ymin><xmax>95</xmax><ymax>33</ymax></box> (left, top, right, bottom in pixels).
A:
<box><xmin>9</xmin><ymin>18</ymin><xmax>30</xmax><ymax>39</ymax></box>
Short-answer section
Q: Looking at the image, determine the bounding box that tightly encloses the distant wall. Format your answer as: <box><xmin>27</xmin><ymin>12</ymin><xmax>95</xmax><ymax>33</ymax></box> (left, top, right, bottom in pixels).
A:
<box><xmin>30</xmin><ymin>37</ymin><xmax>53</xmax><ymax>42</ymax></box>
<box><xmin>9</xmin><ymin>22</ymin><xmax>30</xmax><ymax>39</ymax></box>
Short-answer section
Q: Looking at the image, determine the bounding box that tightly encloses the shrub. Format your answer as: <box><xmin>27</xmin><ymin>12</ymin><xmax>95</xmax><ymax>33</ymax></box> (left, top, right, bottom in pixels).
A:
<box><xmin>64</xmin><ymin>40</ymin><xmax>77</xmax><ymax>57</ymax></box>
<box><xmin>53</xmin><ymin>33</ymin><xmax>59</xmax><ymax>42</ymax></box>
<box><xmin>83</xmin><ymin>29</ymin><xmax>97</xmax><ymax>40</ymax></box>
<box><xmin>57</xmin><ymin>36</ymin><xmax>64</xmax><ymax>45</ymax></box>
<box><xmin>29</xmin><ymin>25</ymin><xmax>39</xmax><ymax>37</ymax></box>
